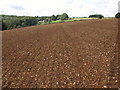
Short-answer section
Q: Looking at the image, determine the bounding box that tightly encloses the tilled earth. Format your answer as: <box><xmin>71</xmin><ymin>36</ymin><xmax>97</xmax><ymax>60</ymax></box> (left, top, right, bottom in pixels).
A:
<box><xmin>2</xmin><ymin>19</ymin><xmax>119</xmax><ymax>88</ymax></box>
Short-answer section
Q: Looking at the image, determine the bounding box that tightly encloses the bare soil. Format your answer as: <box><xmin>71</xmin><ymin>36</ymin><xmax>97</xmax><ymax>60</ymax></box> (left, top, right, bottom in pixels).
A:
<box><xmin>2</xmin><ymin>19</ymin><xmax>119</xmax><ymax>88</ymax></box>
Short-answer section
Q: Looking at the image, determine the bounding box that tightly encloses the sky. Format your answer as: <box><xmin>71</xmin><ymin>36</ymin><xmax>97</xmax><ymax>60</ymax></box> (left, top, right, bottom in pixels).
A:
<box><xmin>0</xmin><ymin>0</ymin><xmax>120</xmax><ymax>17</ymax></box>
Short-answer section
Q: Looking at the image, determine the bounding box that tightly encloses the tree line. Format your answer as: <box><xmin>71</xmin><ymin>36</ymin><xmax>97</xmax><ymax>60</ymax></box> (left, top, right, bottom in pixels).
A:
<box><xmin>2</xmin><ymin>13</ymin><xmax>69</xmax><ymax>30</ymax></box>
<box><xmin>89</xmin><ymin>14</ymin><xmax>104</xmax><ymax>19</ymax></box>
<box><xmin>1</xmin><ymin>12</ymin><xmax>120</xmax><ymax>30</ymax></box>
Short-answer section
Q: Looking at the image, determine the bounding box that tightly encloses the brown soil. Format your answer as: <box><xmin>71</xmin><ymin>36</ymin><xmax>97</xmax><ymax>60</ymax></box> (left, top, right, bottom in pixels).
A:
<box><xmin>2</xmin><ymin>19</ymin><xmax>119</xmax><ymax>88</ymax></box>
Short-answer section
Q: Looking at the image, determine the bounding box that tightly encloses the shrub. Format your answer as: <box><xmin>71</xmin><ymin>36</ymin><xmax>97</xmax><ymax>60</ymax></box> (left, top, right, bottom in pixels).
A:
<box><xmin>115</xmin><ymin>13</ymin><xmax>120</xmax><ymax>18</ymax></box>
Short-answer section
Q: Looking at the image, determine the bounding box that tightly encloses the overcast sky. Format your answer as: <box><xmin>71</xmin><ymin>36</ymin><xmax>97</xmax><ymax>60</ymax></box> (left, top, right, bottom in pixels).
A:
<box><xmin>0</xmin><ymin>0</ymin><xmax>119</xmax><ymax>17</ymax></box>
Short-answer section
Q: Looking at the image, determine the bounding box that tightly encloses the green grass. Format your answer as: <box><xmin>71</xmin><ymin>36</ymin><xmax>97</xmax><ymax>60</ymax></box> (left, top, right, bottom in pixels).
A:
<box><xmin>71</xmin><ymin>17</ymin><xmax>98</xmax><ymax>21</ymax></box>
<box><xmin>51</xmin><ymin>18</ymin><xmax>96</xmax><ymax>24</ymax></box>
<box><xmin>41</xmin><ymin>17</ymin><xmax>100</xmax><ymax>25</ymax></box>
<box><xmin>63</xmin><ymin>19</ymin><xmax>75</xmax><ymax>22</ymax></box>
<box><xmin>51</xmin><ymin>20</ymin><xmax>62</xmax><ymax>23</ymax></box>
<box><xmin>51</xmin><ymin>19</ymin><xmax>76</xmax><ymax>23</ymax></box>
<box><xmin>51</xmin><ymin>19</ymin><xmax>76</xmax><ymax>24</ymax></box>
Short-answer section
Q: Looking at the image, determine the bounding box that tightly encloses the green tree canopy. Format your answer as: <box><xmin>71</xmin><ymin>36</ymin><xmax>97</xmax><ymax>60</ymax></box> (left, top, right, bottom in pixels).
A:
<box><xmin>89</xmin><ymin>14</ymin><xmax>104</xmax><ymax>19</ymax></box>
<box><xmin>2</xmin><ymin>21</ymin><xmax>7</xmax><ymax>30</ymax></box>
<box><xmin>61</xmin><ymin>13</ymin><xmax>69</xmax><ymax>20</ymax></box>
<box><xmin>51</xmin><ymin>15</ymin><xmax>57</xmax><ymax>20</ymax></box>
<box><xmin>115</xmin><ymin>13</ymin><xmax>120</xmax><ymax>18</ymax></box>
<box><xmin>2</xmin><ymin>13</ymin><xmax>69</xmax><ymax>30</ymax></box>
<box><xmin>56</xmin><ymin>15</ymin><xmax>62</xmax><ymax>20</ymax></box>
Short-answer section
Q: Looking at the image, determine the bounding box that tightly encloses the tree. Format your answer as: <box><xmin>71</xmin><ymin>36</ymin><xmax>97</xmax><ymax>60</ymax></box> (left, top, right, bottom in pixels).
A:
<box><xmin>56</xmin><ymin>15</ymin><xmax>61</xmax><ymax>20</ymax></box>
<box><xmin>2</xmin><ymin>14</ymin><xmax>70</xmax><ymax>30</ymax></box>
<box><xmin>61</xmin><ymin>13</ymin><xmax>69</xmax><ymax>20</ymax></box>
<box><xmin>2</xmin><ymin>21</ymin><xmax>7</xmax><ymax>30</ymax></box>
<box><xmin>99</xmin><ymin>15</ymin><xmax>104</xmax><ymax>19</ymax></box>
<box><xmin>89</xmin><ymin>14</ymin><xmax>104</xmax><ymax>19</ymax></box>
<box><xmin>115</xmin><ymin>13</ymin><xmax>120</xmax><ymax>18</ymax></box>
<box><xmin>51</xmin><ymin>15</ymin><xmax>57</xmax><ymax>20</ymax></box>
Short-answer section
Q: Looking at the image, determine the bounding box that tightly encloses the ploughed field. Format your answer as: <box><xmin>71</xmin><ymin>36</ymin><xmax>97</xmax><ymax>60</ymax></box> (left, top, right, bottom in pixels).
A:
<box><xmin>2</xmin><ymin>19</ymin><xmax>118</xmax><ymax>88</ymax></box>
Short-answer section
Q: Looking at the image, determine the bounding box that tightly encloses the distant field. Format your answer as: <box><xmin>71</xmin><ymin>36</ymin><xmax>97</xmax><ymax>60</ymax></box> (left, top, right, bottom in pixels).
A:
<box><xmin>51</xmin><ymin>18</ymin><xmax>98</xmax><ymax>24</ymax></box>
<box><xmin>51</xmin><ymin>17</ymin><xmax>114</xmax><ymax>24</ymax></box>
<box><xmin>72</xmin><ymin>17</ymin><xmax>98</xmax><ymax>20</ymax></box>
<box><xmin>2</xmin><ymin>19</ymin><xmax>118</xmax><ymax>88</ymax></box>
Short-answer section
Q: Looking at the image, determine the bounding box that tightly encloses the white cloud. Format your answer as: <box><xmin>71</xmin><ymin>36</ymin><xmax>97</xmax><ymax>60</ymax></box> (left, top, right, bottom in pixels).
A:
<box><xmin>0</xmin><ymin>0</ymin><xmax>119</xmax><ymax>17</ymax></box>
